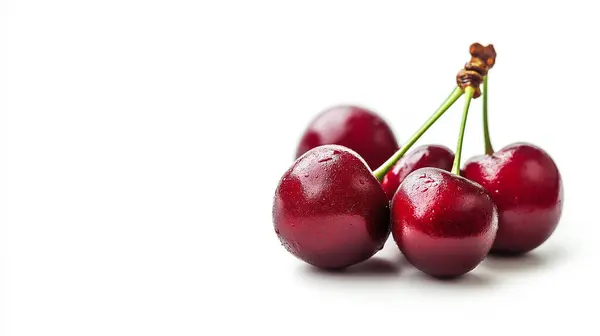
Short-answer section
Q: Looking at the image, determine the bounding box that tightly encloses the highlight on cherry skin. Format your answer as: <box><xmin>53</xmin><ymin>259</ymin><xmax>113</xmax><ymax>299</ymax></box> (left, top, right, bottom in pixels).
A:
<box><xmin>273</xmin><ymin>145</ymin><xmax>390</xmax><ymax>269</ymax></box>
<box><xmin>462</xmin><ymin>142</ymin><xmax>563</xmax><ymax>254</ymax></box>
<box><xmin>381</xmin><ymin>144</ymin><xmax>454</xmax><ymax>200</ymax></box>
<box><xmin>295</xmin><ymin>105</ymin><xmax>399</xmax><ymax>170</ymax></box>
<box><xmin>391</xmin><ymin>167</ymin><xmax>499</xmax><ymax>278</ymax></box>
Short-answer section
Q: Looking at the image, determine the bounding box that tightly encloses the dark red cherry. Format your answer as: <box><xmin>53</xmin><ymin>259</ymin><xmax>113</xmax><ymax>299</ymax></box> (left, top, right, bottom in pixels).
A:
<box><xmin>273</xmin><ymin>145</ymin><xmax>390</xmax><ymax>269</ymax></box>
<box><xmin>391</xmin><ymin>168</ymin><xmax>498</xmax><ymax>278</ymax></box>
<box><xmin>462</xmin><ymin>143</ymin><xmax>563</xmax><ymax>254</ymax></box>
<box><xmin>296</xmin><ymin>105</ymin><xmax>399</xmax><ymax>170</ymax></box>
<box><xmin>381</xmin><ymin>144</ymin><xmax>454</xmax><ymax>200</ymax></box>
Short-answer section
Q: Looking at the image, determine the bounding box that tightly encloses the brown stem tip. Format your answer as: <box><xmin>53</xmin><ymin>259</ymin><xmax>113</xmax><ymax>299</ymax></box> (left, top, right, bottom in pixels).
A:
<box><xmin>456</xmin><ymin>43</ymin><xmax>497</xmax><ymax>98</ymax></box>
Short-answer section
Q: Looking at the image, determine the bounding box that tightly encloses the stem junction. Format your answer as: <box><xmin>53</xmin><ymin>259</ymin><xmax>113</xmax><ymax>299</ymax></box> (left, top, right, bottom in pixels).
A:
<box><xmin>373</xmin><ymin>42</ymin><xmax>497</xmax><ymax>180</ymax></box>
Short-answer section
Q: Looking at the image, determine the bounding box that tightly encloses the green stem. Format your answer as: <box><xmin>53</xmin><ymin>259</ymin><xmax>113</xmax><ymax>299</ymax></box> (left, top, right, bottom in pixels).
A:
<box><xmin>373</xmin><ymin>87</ymin><xmax>464</xmax><ymax>181</ymax></box>
<box><xmin>451</xmin><ymin>87</ymin><xmax>475</xmax><ymax>175</ymax></box>
<box><xmin>482</xmin><ymin>76</ymin><xmax>494</xmax><ymax>155</ymax></box>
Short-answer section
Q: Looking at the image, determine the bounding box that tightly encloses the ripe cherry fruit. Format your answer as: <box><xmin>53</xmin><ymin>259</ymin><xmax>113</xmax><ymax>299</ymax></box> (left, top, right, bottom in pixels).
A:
<box><xmin>391</xmin><ymin>168</ymin><xmax>498</xmax><ymax>277</ymax></box>
<box><xmin>391</xmin><ymin>86</ymin><xmax>498</xmax><ymax>278</ymax></box>
<box><xmin>462</xmin><ymin>76</ymin><xmax>563</xmax><ymax>254</ymax></box>
<box><xmin>381</xmin><ymin>144</ymin><xmax>454</xmax><ymax>200</ymax></box>
<box><xmin>296</xmin><ymin>105</ymin><xmax>399</xmax><ymax>170</ymax></box>
<box><xmin>462</xmin><ymin>144</ymin><xmax>563</xmax><ymax>254</ymax></box>
<box><xmin>273</xmin><ymin>145</ymin><xmax>390</xmax><ymax>269</ymax></box>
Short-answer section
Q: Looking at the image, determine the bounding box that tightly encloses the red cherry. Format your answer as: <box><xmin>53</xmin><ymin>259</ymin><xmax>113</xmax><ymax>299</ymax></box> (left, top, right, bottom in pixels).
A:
<box><xmin>391</xmin><ymin>168</ymin><xmax>498</xmax><ymax>277</ymax></box>
<box><xmin>274</xmin><ymin>145</ymin><xmax>390</xmax><ymax>269</ymax></box>
<box><xmin>381</xmin><ymin>145</ymin><xmax>454</xmax><ymax>200</ymax></box>
<box><xmin>462</xmin><ymin>143</ymin><xmax>563</xmax><ymax>254</ymax></box>
<box><xmin>296</xmin><ymin>106</ymin><xmax>399</xmax><ymax>170</ymax></box>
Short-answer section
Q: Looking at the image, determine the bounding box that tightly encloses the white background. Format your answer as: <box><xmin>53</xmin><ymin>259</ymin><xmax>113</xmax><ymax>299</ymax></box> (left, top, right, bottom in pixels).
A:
<box><xmin>1</xmin><ymin>1</ymin><xmax>599</xmax><ymax>335</ymax></box>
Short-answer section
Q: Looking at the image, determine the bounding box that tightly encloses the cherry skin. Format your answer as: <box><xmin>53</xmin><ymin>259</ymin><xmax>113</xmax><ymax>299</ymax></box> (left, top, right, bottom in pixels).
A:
<box><xmin>391</xmin><ymin>168</ymin><xmax>498</xmax><ymax>278</ymax></box>
<box><xmin>381</xmin><ymin>144</ymin><xmax>454</xmax><ymax>200</ymax></box>
<box><xmin>274</xmin><ymin>145</ymin><xmax>390</xmax><ymax>269</ymax></box>
<box><xmin>296</xmin><ymin>105</ymin><xmax>399</xmax><ymax>170</ymax></box>
<box><xmin>462</xmin><ymin>143</ymin><xmax>563</xmax><ymax>254</ymax></box>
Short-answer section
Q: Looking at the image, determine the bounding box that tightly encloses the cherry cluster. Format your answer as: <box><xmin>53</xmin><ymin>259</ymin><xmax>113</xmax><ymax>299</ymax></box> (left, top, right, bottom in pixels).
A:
<box><xmin>273</xmin><ymin>43</ymin><xmax>563</xmax><ymax>278</ymax></box>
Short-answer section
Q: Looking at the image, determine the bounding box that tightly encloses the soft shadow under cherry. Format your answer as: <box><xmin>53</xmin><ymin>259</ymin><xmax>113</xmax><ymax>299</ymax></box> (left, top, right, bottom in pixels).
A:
<box><xmin>482</xmin><ymin>246</ymin><xmax>565</xmax><ymax>273</ymax></box>
<box><xmin>408</xmin><ymin>270</ymin><xmax>495</xmax><ymax>288</ymax></box>
<box><xmin>305</xmin><ymin>257</ymin><xmax>401</xmax><ymax>278</ymax></box>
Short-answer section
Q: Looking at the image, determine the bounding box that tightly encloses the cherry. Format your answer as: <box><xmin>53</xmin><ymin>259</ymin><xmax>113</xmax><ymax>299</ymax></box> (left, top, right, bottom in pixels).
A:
<box><xmin>381</xmin><ymin>145</ymin><xmax>454</xmax><ymax>200</ymax></box>
<box><xmin>461</xmin><ymin>75</ymin><xmax>563</xmax><ymax>254</ymax></box>
<box><xmin>296</xmin><ymin>105</ymin><xmax>399</xmax><ymax>170</ymax></box>
<box><xmin>391</xmin><ymin>168</ymin><xmax>498</xmax><ymax>277</ymax></box>
<box><xmin>391</xmin><ymin>86</ymin><xmax>498</xmax><ymax>277</ymax></box>
<box><xmin>462</xmin><ymin>143</ymin><xmax>563</xmax><ymax>254</ymax></box>
<box><xmin>273</xmin><ymin>145</ymin><xmax>390</xmax><ymax>269</ymax></box>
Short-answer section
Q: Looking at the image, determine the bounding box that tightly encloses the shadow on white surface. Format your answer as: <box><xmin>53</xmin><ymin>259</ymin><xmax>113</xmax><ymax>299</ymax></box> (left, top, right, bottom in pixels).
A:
<box><xmin>296</xmin><ymin>244</ymin><xmax>567</xmax><ymax>288</ymax></box>
<box><xmin>304</xmin><ymin>257</ymin><xmax>401</xmax><ymax>279</ymax></box>
<box><xmin>405</xmin><ymin>269</ymin><xmax>495</xmax><ymax>288</ymax></box>
<box><xmin>481</xmin><ymin>245</ymin><xmax>566</xmax><ymax>273</ymax></box>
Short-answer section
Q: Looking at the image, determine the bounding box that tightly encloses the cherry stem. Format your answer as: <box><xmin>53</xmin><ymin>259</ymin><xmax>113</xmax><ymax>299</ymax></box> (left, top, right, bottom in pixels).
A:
<box><xmin>482</xmin><ymin>76</ymin><xmax>494</xmax><ymax>155</ymax></box>
<box><xmin>451</xmin><ymin>86</ymin><xmax>475</xmax><ymax>175</ymax></box>
<box><xmin>373</xmin><ymin>87</ymin><xmax>464</xmax><ymax>181</ymax></box>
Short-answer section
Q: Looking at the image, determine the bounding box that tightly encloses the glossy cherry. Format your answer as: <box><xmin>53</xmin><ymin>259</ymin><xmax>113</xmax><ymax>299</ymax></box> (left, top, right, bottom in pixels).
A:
<box><xmin>296</xmin><ymin>105</ymin><xmax>399</xmax><ymax>170</ymax></box>
<box><xmin>391</xmin><ymin>168</ymin><xmax>498</xmax><ymax>277</ymax></box>
<box><xmin>462</xmin><ymin>143</ymin><xmax>563</xmax><ymax>254</ymax></box>
<box><xmin>273</xmin><ymin>145</ymin><xmax>390</xmax><ymax>269</ymax></box>
<box><xmin>381</xmin><ymin>145</ymin><xmax>454</xmax><ymax>200</ymax></box>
